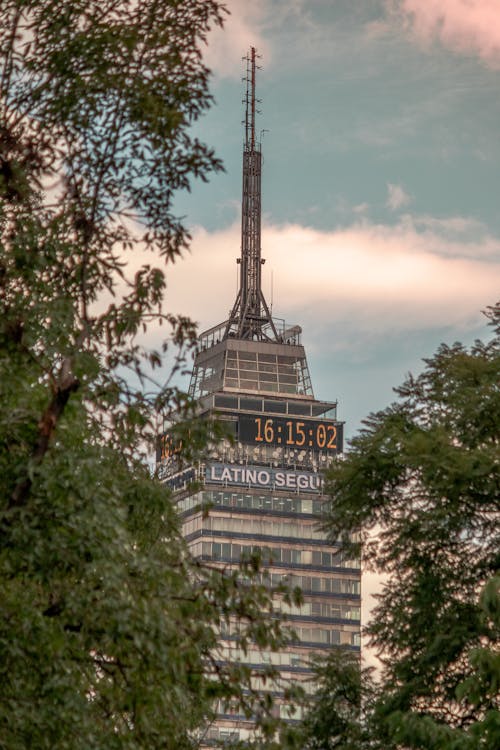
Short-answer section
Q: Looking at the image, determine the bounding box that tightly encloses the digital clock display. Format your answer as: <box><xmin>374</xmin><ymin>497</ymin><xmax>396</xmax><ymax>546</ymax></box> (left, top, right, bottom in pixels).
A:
<box><xmin>239</xmin><ymin>414</ymin><xmax>343</xmax><ymax>453</ymax></box>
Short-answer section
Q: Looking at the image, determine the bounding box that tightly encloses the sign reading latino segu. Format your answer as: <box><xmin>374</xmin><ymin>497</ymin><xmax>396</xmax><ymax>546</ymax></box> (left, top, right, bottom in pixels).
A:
<box><xmin>206</xmin><ymin>462</ymin><xmax>323</xmax><ymax>493</ymax></box>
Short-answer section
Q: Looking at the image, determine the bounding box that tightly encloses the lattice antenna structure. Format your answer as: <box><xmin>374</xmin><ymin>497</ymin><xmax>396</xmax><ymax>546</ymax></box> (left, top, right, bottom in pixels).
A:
<box><xmin>224</xmin><ymin>47</ymin><xmax>279</xmax><ymax>342</ymax></box>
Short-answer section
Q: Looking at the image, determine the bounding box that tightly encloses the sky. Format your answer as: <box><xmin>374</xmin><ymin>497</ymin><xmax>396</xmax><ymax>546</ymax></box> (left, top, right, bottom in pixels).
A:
<box><xmin>164</xmin><ymin>0</ymin><xmax>500</xmax><ymax>445</ymax></box>
<box><xmin>160</xmin><ymin>0</ymin><xmax>500</xmax><ymax>666</ymax></box>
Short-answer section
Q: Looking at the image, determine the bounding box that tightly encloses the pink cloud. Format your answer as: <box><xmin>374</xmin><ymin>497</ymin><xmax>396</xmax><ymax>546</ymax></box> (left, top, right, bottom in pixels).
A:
<box><xmin>159</xmin><ymin>218</ymin><xmax>500</xmax><ymax>349</ymax></box>
<box><xmin>111</xmin><ymin>214</ymin><xmax>498</xmax><ymax>362</ymax></box>
<box><xmin>389</xmin><ymin>0</ymin><xmax>500</xmax><ymax>67</ymax></box>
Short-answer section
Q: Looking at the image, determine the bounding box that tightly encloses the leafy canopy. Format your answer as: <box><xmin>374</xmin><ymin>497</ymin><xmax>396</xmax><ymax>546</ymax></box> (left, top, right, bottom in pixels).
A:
<box><xmin>0</xmin><ymin>2</ymin><xmax>298</xmax><ymax>748</ymax></box>
<box><xmin>321</xmin><ymin>305</ymin><xmax>500</xmax><ymax>750</ymax></box>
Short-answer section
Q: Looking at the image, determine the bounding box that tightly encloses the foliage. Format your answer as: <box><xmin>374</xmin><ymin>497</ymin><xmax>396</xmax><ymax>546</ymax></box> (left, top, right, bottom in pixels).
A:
<box><xmin>0</xmin><ymin>2</ymin><xmax>296</xmax><ymax>747</ymax></box>
<box><xmin>293</xmin><ymin>649</ymin><xmax>376</xmax><ymax>750</ymax></box>
<box><xmin>322</xmin><ymin>304</ymin><xmax>500</xmax><ymax>749</ymax></box>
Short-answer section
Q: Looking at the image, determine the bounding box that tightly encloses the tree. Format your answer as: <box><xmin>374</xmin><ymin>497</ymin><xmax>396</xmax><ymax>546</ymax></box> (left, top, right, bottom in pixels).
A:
<box><xmin>0</xmin><ymin>3</ymin><xmax>294</xmax><ymax>747</ymax></box>
<box><xmin>322</xmin><ymin>305</ymin><xmax>500</xmax><ymax>749</ymax></box>
<box><xmin>293</xmin><ymin>649</ymin><xmax>375</xmax><ymax>750</ymax></box>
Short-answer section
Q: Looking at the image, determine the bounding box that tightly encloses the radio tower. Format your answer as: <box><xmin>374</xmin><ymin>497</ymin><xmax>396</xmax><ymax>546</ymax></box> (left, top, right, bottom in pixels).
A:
<box><xmin>225</xmin><ymin>47</ymin><xmax>279</xmax><ymax>341</ymax></box>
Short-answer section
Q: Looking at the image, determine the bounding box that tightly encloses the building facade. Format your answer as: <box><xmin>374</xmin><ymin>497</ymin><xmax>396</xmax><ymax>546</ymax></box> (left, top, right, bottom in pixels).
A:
<box><xmin>157</xmin><ymin>48</ymin><xmax>360</xmax><ymax>745</ymax></box>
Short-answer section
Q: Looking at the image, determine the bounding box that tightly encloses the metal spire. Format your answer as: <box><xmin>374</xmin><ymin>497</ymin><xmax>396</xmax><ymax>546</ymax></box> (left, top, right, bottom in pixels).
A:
<box><xmin>224</xmin><ymin>47</ymin><xmax>279</xmax><ymax>342</ymax></box>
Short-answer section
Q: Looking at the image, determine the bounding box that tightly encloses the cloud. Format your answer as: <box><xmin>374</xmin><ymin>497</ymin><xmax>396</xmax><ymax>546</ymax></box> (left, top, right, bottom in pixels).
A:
<box><xmin>353</xmin><ymin>202</ymin><xmax>370</xmax><ymax>215</ymax></box>
<box><xmin>388</xmin><ymin>0</ymin><xmax>500</xmax><ymax>68</ymax></box>
<box><xmin>386</xmin><ymin>183</ymin><xmax>411</xmax><ymax>210</ymax></box>
<box><xmin>204</xmin><ymin>0</ymin><xmax>271</xmax><ymax>79</ymax></box>
<box><xmin>162</xmin><ymin>217</ymin><xmax>500</xmax><ymax>354</ymax></box>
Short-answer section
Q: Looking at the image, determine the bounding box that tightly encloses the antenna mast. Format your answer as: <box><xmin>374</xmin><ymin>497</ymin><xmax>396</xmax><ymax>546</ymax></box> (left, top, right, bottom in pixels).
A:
<box><xmin>225</xmin><ymin>47</ymin><xmax>279</xmax><ymax>341</ymax></box>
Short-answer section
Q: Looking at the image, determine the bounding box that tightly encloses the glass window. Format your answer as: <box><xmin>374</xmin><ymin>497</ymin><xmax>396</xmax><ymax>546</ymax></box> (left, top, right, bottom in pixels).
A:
<box><xmin>277</xmin><ymin>361</ymin><xmax>295</xmax><ymax>371</ymax></box>
<box><xmin>239</xmin><ymin>397</ymin><xmax>262</xmax><ymax>411</ymax></box>
<box><xmin>214</xmin><ymin>394</ymin><xmax>238</xmax><ymax>408</ymax></box>
<box><xmin>263</xmin><ymin>399</ymin><xmax>287</xmax><ymax>413</ymax></box>
<box><xmin>240</xmin><ymin>361</ymin><xmax>257</xmax><ymax>372</ymax></box>
<box><xmin>287</xmin><ymin>401</ymin><xmax>311</xmax><ymax>416</ymax></box>
<box><xmin>260</xmin><ymin>373</ymin><xmax>278</xmax><ymax>383</ymax></box>
<box><xmin>241</xmin><ymin>379</ymin><xmax>258</xmax><ymax>389</ymax></box>
<box><xmin>238</xmin><ymin>351</ymin><xmax>257</xmax><ymax>361</ymax></box>
<box><xmin>265</xmin><ymin>383</ymin><xmax>279</xmax><ymax>392</ymax></box>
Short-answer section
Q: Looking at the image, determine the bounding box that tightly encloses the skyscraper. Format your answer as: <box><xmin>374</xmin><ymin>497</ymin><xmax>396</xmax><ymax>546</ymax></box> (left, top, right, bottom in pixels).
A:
<box><xmin>157</xmin><ymin>48</ymin><xmax>360</xmax><ymax>744</ymax></box>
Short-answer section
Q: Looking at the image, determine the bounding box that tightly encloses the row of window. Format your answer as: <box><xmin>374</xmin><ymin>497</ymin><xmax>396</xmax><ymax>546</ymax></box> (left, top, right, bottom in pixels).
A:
<box><xmin>262</xmin><ymin>571</ymin><xmax>360</xmax><ymax>596</ymax></box>
<box><xmin>212</xmin><ymin>393</ymin><xmax>337</xmax><ymax>419</ymax></box>
<box><xmin>187</xmin><ymin>543</ymin><xmax>360</xmax><ymax>620</ymax></box>
<box><xmin>186</xmin><ymin>537</ymin><xmax>360</xmax><ymax>596</ymax></box>
<box><xmin>205</xmin><ymin>490</ymin><xmax>326</xmax><ymax>516</ymax></box>
<box><xmin>219</xmin><ymin>641</ymin><xmax>360</xmax><ymax>672</ymax></box>
<box><xmin>226</xmin><ymin>351</ymin><xmax>298</xmax><ymax>366</ymax></box>
<box><xmin>205</xmin><ymin>727</ymin><xmax>240</xmax><ymax>742</ymax></box>
<box><xmin>226</xmin><ymin>367</ymin><xmax>297</xmax><ymax>384</ymax></box>
<box><xmin>177</xmin><ymin>490</ymin><xmax>326</xmax><ymax>517</ymax></box>
<box><xmin>221</xmin><ymin>620</ymin><xmax>342</xmax><ymax>646</ymax></box>
<box><xmin>203</xmin><ymin>541</ymin><xmax>359</xmax><ymax>571</ymax></box>
<box><xmin>265</xmin><ymin>596</ymin><xmax>360</xmax><ymax>622</ymax></box>
<box><xmin>227</xmin><ymin>351</ymin><xmax>297</xmax><ymax>364</ymax></box>
<box><xmin>182</xmin><ymin>514</ymin><xmax>328</xmax><ymax>542</ymax></box>
<box><xmin>225</xmin><ymin>378</ymin><xmax>299</xmax><ymax>395</ymax></box>
<box><xmin>224</xmin><ymin>353</ymin><xmax>310</xmax><ymax>394</ymax></box>
<box><xmin>215</xmin><ymin>699</ymin><xmax>304</xmax><ymax>721</ymax></box>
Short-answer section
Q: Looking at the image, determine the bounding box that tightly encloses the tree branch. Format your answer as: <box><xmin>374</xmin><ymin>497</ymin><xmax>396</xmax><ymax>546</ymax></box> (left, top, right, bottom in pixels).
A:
<box><xmin>9</xmin><ymin>361</ymin><xmax>80</xmax><ymax>508</ymax></box>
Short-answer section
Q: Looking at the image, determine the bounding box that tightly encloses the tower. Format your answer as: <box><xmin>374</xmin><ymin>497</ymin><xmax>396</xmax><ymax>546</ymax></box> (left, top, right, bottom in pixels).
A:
<box><xmin>157</xmin><ymin>49</ymin><xmax>360</xmax><ymax>745</ymax></box>
<box><xmin>224</xmin><ymin>46</ymin><xmax>278</xmax><ymax>342</ymax></box>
